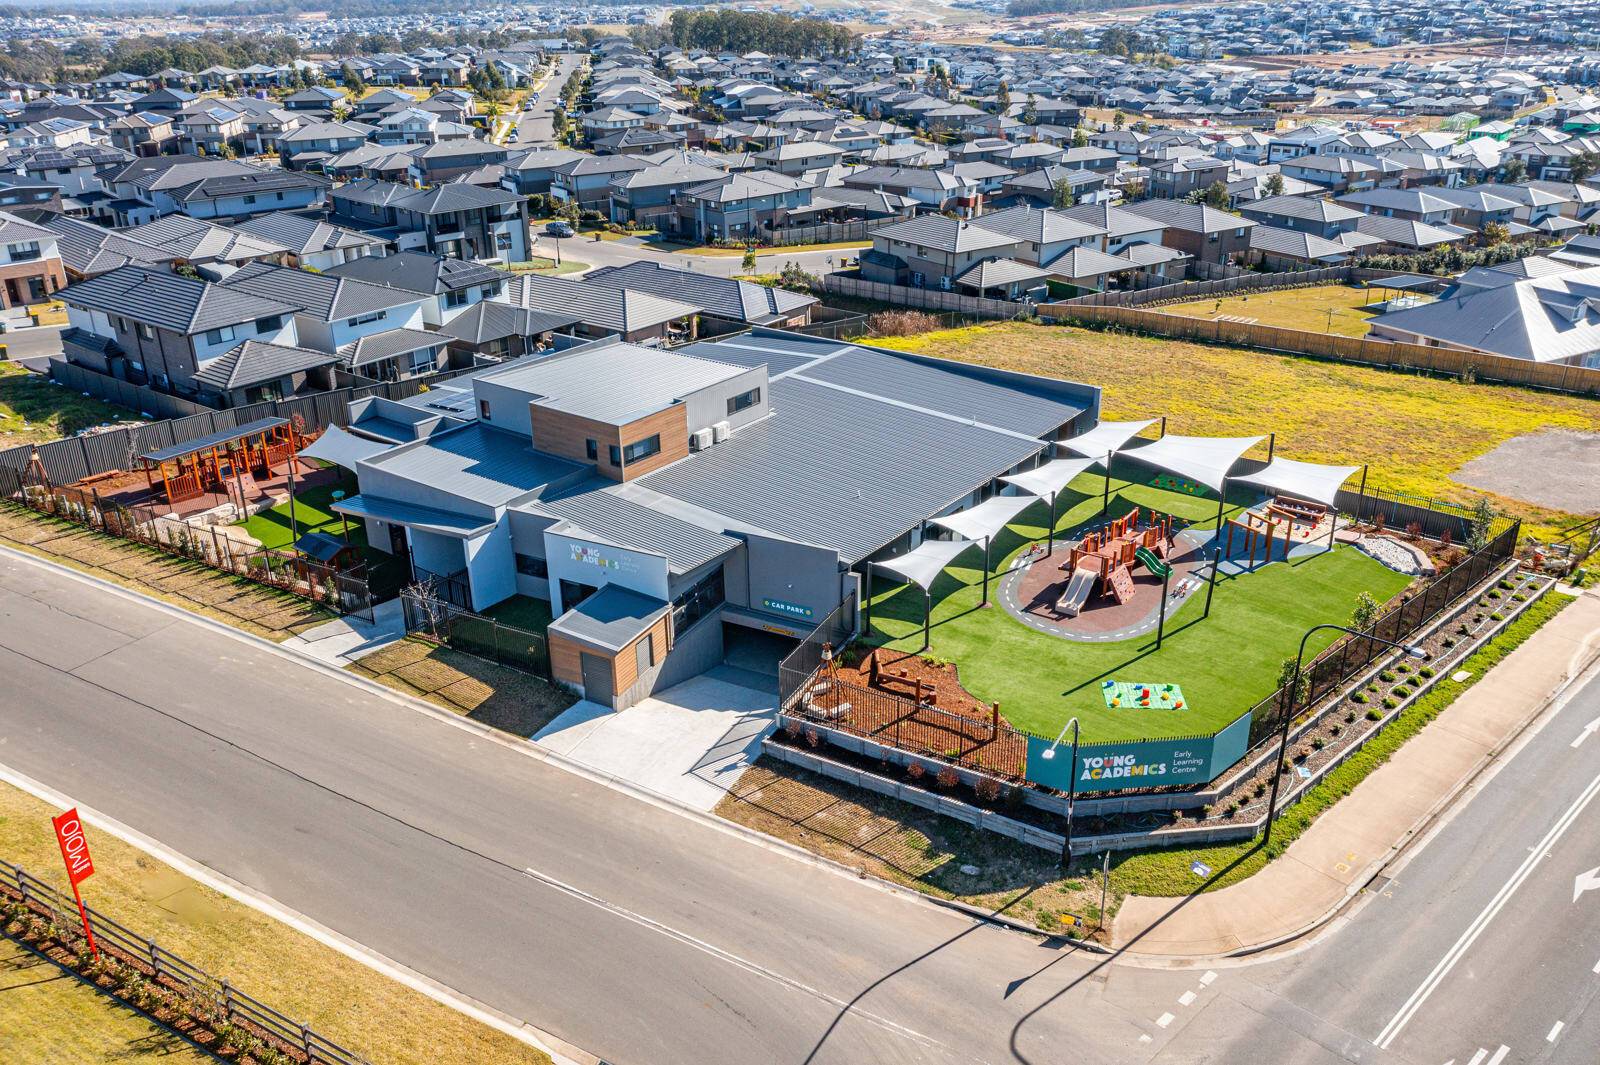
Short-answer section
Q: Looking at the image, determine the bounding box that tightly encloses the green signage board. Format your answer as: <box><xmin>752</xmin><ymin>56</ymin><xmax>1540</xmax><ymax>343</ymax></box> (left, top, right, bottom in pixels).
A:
<box><xmin>1024</xmin><ymin>712</ymin><xmax>1251</xmax><ymax>793</ymax></box>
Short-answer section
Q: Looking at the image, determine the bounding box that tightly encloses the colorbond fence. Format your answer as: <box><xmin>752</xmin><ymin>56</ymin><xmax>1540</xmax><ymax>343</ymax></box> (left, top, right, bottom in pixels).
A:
<box><xmin>1050</xmin><ymin>264</ymin><xmax>1411</xmax><ymax>309</ymax></box>
<box><xmin>2</xmin><ymin>363</ymin><xmax>482</xmax><ymax>490</ymax></box>
<box><xmin>2</xmin><ymin>856</ymin><xmax>372</xmax><ymax>1065</ymax></box>
<box><xmin>821</xmin><ymin>275</ymin><xmax>1041</xmax><ymax>319</ymax></box>
<box><xmin>1041</xmin><ymin>302</ymin><xmax>1600</xmax><ymax>397</ymax></box>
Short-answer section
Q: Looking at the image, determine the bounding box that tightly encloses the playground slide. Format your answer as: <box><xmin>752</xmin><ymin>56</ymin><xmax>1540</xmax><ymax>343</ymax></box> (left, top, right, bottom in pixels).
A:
<box><xmin>1057</xmin><ymin>567</ymin><xmax>1097</xmax><ymax>618</ymax></box>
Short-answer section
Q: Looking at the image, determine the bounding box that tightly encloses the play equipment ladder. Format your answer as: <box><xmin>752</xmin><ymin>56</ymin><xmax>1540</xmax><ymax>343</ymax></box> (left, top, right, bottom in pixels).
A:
<box><xmin>1107</xmin><ymin>565</ymin><xmax>1136</xmax><ymax>604</ymax></box>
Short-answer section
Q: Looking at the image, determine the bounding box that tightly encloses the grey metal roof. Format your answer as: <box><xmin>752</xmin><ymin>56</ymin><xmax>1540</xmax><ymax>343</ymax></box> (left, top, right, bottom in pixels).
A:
<box><xmin>637</xmin><ymin>374</ymin><xmax>1054</xmax><ymax>564</ymax></box>
<box><xmin>586</xmin><ymin>261</ymin><xmax>816</xmax><ymax>324</ymax></box>
<box><xmin>870</xmin><ymin>215</ymin><xmax>1018</xmax><ymax>254</ymax></box>
<box><xmin>193</xmin><ymin>339</ymin><xmax>338</xmax><ymax>391</ymax></box>
<box><xmin>477</xmin><ymin>339</ymin><xmax>747</xmax><ymax>424</ymax></box>
<box><xmin>548</xmin><ymin>583</ymin><xmax>669</xmax><ymax>653</ymax></box>
<box><xmin>234</xmin><ymin>213</ymin><xmax>383</xmax><ymax>257</ymax></box>
<box><xmin>62</xmin><ymin>264</ymin><xmax>298</xmax><ymax>336</ymax></box>
<box><xmin>365</xmin><ymin>423</ymin><xmax>585</xmax><ymax>507</ymax></box>
<box><xmin>676</xmin><ymin>337</ymin><xmax>819</xmax><ymax>376</ymax></box>
<box><xmin>532</xmin><ymin>482</ymin><xmax>741</xmax><ymax>574</ymax></box>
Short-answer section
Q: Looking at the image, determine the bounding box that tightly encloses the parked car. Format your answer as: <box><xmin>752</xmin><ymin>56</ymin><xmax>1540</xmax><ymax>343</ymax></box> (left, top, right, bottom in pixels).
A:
<box><xmin>544</xmin><ymin>221</ymin><xmax>574</xmax><ymax>237</ymax></box>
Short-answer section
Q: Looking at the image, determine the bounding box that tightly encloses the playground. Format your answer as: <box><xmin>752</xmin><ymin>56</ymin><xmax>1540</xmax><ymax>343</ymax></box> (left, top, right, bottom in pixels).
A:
<box><xmin>856</xmin><ymin>432</ymin><xmax>1415</xmax><ymax>746</ymax></box>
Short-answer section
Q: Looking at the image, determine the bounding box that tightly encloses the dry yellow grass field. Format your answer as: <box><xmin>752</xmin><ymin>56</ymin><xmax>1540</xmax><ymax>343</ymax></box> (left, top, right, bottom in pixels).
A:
<box><xmin>872</xmin><ymin>321</ymin><xmax>1600</xmax><ymax>536</ymax></box>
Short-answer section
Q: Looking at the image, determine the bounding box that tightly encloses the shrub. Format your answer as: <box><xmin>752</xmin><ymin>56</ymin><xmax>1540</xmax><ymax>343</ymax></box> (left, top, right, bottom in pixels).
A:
<box><xmin>975</xmin><ymin>776</ymin><xmax>1002</xmax><ymax>803</ymax></box>
<box><xmin>804</xmin><ymin>727</ymin><xmax>820</xmax><ymax>748</ymax></box>
<box><xmin>936</xmin><ymin>766</ymin><xmax>960</xmax><ymax>790</ymax></box>
<box><xmin>1200</xmin><ymin>803</ymin><xmax>1214</xmax><ymax>819</ymax></box>
<box><xmin>1352</xmin><ymin>691</ymin><xmax>1368</xmax><ymax>704</ymax></box>
<box><xmin>1383</xmin><ymin>696</ymin><xmax>1399</xmax><ymax>709</ymax></box>
<box><xmin>1491</xmin><ymin>611</ymin><xmax>1505</xmax><ymax>621</ymax></box>
<box><xmin>1003</xmin><ymin>785</ymin><xmax>1026</xmax><ymax>811</ymax></box>
<box><xmin>1312</xmin><ymin>737</ymin><xmax>1326</xmax><ymax>750</ymax></box>
<box><xmin>1330</xmin><ymin>723</ymin><xmax>1342</xmax><ymax>737</ymax></box>
<box><xmin>1366</xmin><ymin>708</ymin><xmax>1383</xmax><ymax>721</ymax></box>
<box><xmin>1252</xmin><ymin>780</ymin><xmax>1267</xmax><ymax>798</ymax></box>
<box><xmin>1396</xmin><ymin>662</ymin><xmax>1412</xmax><ymax>674</ymax></box>
<box><xmin>1379</xmin><ymin>670</ymin><xmax>1396</xmax><ymax>683</ymax></box>
<box><xmin>1419</xmin><ymin>666</ymin><xmax>1435</xmax><ymax>678</ymax></box>
<box><xmin>1345</xmin><ymin>709</ymin><xmax>1357</xmax><ymax>722</ymax></box>
<box><xmin>868</xmin><ymin>309</ymin><xmax>944</xmax><ymax>337</ymax></box>
<box><xmin>1035</xmin><ymin>911</ymin><xmax>1059</xmax><ymax>932</ymax></box>
<box><xmin>1226</xmin><ymin>801</ymin><xmax>1240</xmax><ymax>816</ymax></box>
<box><xmin>905</xmin><ymin>762</ymin><xmax>925</xmax><ymax>782</ymax></box>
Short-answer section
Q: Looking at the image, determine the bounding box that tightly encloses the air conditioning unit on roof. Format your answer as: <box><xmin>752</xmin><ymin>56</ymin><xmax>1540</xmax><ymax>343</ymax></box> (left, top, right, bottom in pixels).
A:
<box><xmin>712</xmin><ymin>420</ymin><xmax>731</xmax><ymax>443</ymax></box>
<box><xmin>690</xmin><ymin>427</ymin><xmax>714</xmax><ymax>450</ymax></box>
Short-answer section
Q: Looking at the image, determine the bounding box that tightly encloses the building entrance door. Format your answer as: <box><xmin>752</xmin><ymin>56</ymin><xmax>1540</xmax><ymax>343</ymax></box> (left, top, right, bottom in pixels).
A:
<box><xmin>580</xmin><ymin>651</ymin><xmax>614</xmax><ymax>705</ymax></box>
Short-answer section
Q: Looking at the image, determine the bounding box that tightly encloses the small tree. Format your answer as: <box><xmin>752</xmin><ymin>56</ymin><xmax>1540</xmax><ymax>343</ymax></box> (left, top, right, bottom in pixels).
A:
<box><xmin>1112</xmin><ymin>109</ymin><xmax>1126</xmax><ymax>130</ymax></box>
<box><xmin>1480</xmin><ymin>221</ymin><xmax>1510</xmax><ymax>246</ymax></box>
<box><xmin>1570</xmin><ymin>150</ymin><xmax>1600</xmax><ymax>184</ymax></box>
<box><xmin>1467</xmin><ymin>496</ymin><xmax>1495</xmax><ymax>552</ymax></box>
<box><xmin>1278</xmin><ymin>656</ymin><xmax>1311</xmax><ymax>711</ymax></box>
<box><xmin>1051</xmin><ymin>177</ymin><xmax>1076</xmax><ymax>209</ymax></box>
<box><xmin>1350</xmin><ymin>591</ymin><xmax>1379</xmax><ymax>632</ymax></box>
<box><xmin>1071</xmin><ymin>127</ymin><xmax>1089</xmax><ymax>149</ymax></box>
<box><xmin>741</xmin><ymin>247</ymin><xmax>758</xmax><ymax>273</ymax></box>
<box><xmin>1500</xmin><ymin>157</ymin><xmax>1527</xmax><ymax>184</ymax></box>
<box><xmin>1263</xmin><ymin>172</ymin><xmax>1285</xmax><ymax>197</ymax></box>
<box><xmin>1188</xmin><ymin>180</ymin><xmax>1232</xmax><ymax>210</ymax></box>
<box><xmin>994</xmin><ymin>79</ymin><xmax>1011</xmax><ymax>115</ymax></box>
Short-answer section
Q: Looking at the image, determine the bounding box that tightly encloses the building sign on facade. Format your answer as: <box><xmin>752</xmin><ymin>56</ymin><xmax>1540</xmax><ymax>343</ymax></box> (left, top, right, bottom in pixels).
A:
<box><xmin>761</xmin><ymin>597</ymin><xmax>814</xmax><ymax>620</ymax></box>
<box><xmin>1023</xmin><ymin>712</ymin><xmax>1251</xmax><ymax>794</ymax></box>
<box><xmin>569</xmin><ymin>542</ymin><xmax>643</xmax><ymax>575</ymax></box>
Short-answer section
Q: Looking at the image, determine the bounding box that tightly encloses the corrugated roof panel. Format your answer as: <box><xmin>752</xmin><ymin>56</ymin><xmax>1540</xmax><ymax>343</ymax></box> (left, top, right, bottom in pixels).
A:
<box><xmin>637</xmin><ymin>377</ymin><xmax>1047</xmax><ymax>563</ymax></box>
<box><xmin>367</xmin><ymin>424</ymin><xmax>583</xmax><ymax>506</ymax></box>
<box><xmin>793</xmin><ymin>347</ymin><xmax>1082</xmax><ymax>439</ymax></box>
<box><xmin>533</xmin><ymin>482</ymin><xmax>740</xmax><ymax>573</ymax></box>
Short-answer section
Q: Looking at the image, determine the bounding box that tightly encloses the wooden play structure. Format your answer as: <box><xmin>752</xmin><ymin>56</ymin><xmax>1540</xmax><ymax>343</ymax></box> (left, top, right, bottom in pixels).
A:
<box><xmin>138</xmin><ymin>417</ymin><xmax>307</xmax><ymax>507</ymax></box>
<box><xmin>1223</xmin><ymin>494</ymin><xmax>1330</xmax><ymax>569</ymax></box>
<box><xmin>1059</xmin><ymin>507</ymin><xmax>1175</xmax><ymax>611</ymax></box>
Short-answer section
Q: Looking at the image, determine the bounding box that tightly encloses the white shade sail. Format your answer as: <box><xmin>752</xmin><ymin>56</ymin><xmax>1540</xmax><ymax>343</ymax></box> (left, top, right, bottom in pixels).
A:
<box><xmin>1234</xmin><ymin>457</ymin><xmax>1361</xmax><ymax>507</ymax></box>
<box><xmin>872</xmin><ymin>537</ymin><xmax>977</xmax><ymax>590</ymax></box>
<box><xmin>1000</xmin><ymin>455</ymin><xmax>1101</xmax><ymax>498</ymax></box>
<box><xmin>927</xmin><ymin>492</ymin><xmax>1039</xmax><ymax>541</ymax></box>
<box><xmin>1119</xmin><ymin>434</ymin><xmax>1265</xmax><ymax>493</ymax></box>
<box><xmin>1058</xmin><ymin>418</ymin><xmax>1159</xmax><ymax>459</ymax></box>
<box><xmin>297</xmin><ymin>425</ymin><xmax>389</xmax><ymax>472</ymax></box>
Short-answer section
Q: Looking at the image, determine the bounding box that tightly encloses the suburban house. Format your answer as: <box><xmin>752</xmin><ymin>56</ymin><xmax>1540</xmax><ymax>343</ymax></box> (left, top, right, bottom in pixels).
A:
<box><xmin>233</xmin><ymin>213</ymin><xmax>387</xmax><ymax>272</ymax></box>
<box><xmin>215</xmin><ymin>261</ymin><xmax>430</xmax><ymax>357</ymax></box>
<box><xmin>324</xmin><ymin>251</ymin><xmax>507</xmax><ymax>326</ymax></box>
<box><xmin>121</xmin><ymin>215</ymin><xmax>289</xmax><ymax>270</ymax></box>
<box><xmin>586</xmin><ymin>262</ymin><xmax>818</xmax><ymax>327</ymax></box>
<box><xmin>0</xmin><ymin>210</ymin><xmax>66</xmax><ymax>307</ymax></box>
<box><xmin>1122</xmin><ymin>200</ymin><xmax>1257</xmax><ymax>264</ymax></box>
<box><xmin>861</xmin><ymin>215</ymin><xmax>1024</xmax><ymax>290</ymax></box>
<box><xmin>60</xmin><ymin>264</ymin><xmax>300</xmax><ymax>395</ymax></box>
<box><xmin>668</xmin><ymin>171</ymin><xmax>813</xmax><ymax>243</ymax></box>
<box><xmin>437</xmin><ymin>302</ymin><xmax>581</xmax><ymax>363</ymax></box>
<box><xmin>501</xmin><ymin>272</ymin><xmax>701</xmax><ymax>343</ymax></box>
<box><xmin>329</xmin><ymin>178</ymin><xmax>530</xmax><ymax>263</ymax></box>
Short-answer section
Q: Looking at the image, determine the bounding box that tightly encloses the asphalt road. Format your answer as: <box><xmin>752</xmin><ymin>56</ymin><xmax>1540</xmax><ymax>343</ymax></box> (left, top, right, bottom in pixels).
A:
<box><xmin>1</xmin><ymin>324</ymin><xmax>64</xmax><ymax>369</ymax></box>
<box><xmin>1</xmin><ymin>550</ymin><xmax>1595</xmax><ymax>1065</ymax></box>
<box><xmin>536</xmin><ymin>230</ymin><xmax>855</xmax><ymax>280</ymax></box>
<box><xmin>510</xmin><ymin>55</ymin><xmax>585</xmax><ymax>148</ymax></box>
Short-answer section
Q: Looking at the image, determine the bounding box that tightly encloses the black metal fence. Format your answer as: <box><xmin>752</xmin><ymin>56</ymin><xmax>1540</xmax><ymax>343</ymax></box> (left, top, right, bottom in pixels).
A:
<box><xmin>776</xmin><ymin>591</ymin><xmax>857</xmax><ymax>708</ymax></box>
<box><xmin>2</xmin><ymin>856</ymin><xmax>371</xmax><ymax>1065</ymax></box>
<box><xmin>400</xmin><ymin>591</ymin><xmax>551</xmax><ymax>679</ymax></box>
<box><xmin>1246</xmin><ymin>519</ymin><xmax>1522</xmax><ymax>747</ymax></box>
<box><xmin>0</xmin><ymin>475</ymin><xmax>373</xmax><ymax>622</ymax></box>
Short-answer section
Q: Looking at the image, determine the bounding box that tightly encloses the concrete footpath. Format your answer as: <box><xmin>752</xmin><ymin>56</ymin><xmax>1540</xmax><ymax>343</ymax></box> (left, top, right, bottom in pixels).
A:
<box><xmin>1112</xmin><ymin>584</ymin><xmax>1600</xmax><ymax>958</ymax></box>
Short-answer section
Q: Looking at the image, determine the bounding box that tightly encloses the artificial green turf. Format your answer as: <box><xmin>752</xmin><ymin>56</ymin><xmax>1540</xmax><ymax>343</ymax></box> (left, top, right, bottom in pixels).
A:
<box><xmin>238</xmin><ymin>481</ymin><xmax>367</xmax><ymax>552</ymax></box>
<box><xmin>862</xmin><ymin>476</ymin><xmax>1412</xmax><ymax>745</ymax></box>
<box><xmin>482</xmin><ymin>594</ymin><xmax>555</xmax><ymax>633</ymax></box>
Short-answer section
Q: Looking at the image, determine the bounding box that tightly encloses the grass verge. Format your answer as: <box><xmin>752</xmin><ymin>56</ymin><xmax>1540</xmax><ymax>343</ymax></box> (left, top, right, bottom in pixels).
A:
<box><xmin>0</xmin><ymin>781</ymin><xmax>550</xmax><ymax>1065</ymax></box>
<box><xmin>0</xmin><ymin>361</ymin><xmax>137</xmax><ymax>447</ymax></box>
<box><xmin>719</xmin><ymin>590</ymin><xmax>1575</xmax><ymax>931</ymax></box>
<box><xmin>0</xmin><ymin>935</ymin><xmax>214</xmax><ymax>1064</ymax></box>
<box><xmin>350</xmin><ymin>636</ymin><xmax>574</xmax><ymax>738</ymax></box>
<box><xmin>0</xmin><ymin>504</ymin><xmax>333</xmax><ymax>643</ymax></box>
<box><xmin>870</xmin><ymin>320</ymin><xmax>1600</xmax><ymax>537</ymax></box>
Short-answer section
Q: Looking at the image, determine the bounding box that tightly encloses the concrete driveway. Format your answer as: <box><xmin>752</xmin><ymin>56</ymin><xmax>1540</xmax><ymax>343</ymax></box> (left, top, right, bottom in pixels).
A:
<box><xmin>534</xmin><ymin>666</ymin><xmax>777</xmax><ymax>810</ymax></box>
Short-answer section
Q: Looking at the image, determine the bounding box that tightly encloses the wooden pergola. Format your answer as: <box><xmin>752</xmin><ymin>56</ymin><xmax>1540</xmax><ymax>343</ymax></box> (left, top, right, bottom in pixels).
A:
<box><xmin>138</xmin><ymin>417</ymin><xmax>305</xmax><ymax>506</ymax></box>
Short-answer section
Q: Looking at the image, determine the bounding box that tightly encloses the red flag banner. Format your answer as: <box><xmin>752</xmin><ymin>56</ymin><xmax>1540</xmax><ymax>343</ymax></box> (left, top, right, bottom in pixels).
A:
<box><xmin>51</xmin><ymin>808</ymin><xmax>95</xmax><ymax>888</ymax></box>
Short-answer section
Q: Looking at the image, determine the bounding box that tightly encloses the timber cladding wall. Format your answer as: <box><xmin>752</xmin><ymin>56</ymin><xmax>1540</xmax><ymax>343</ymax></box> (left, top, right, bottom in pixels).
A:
<box><xmin>529</xmin><ymin>404</ymin><xmax>689</xmax><ymax>482</ymax></box>
<box><xmin>1040</xmin><ymin>303</ymin><xmax>1600</xmax><ymax>398</ymax></box>
<box><xmin>547</xmin><ymin>612</ymin><xmax>674</xmax><ymax>708</ymax></box>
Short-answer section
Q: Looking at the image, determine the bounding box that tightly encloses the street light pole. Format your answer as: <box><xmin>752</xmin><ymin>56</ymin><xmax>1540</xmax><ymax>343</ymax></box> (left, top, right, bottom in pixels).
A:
<box><xmin>1040</xmin><ymin>716</ymin><xmax>1081</xmax><ymax>867</ymax></box>
<box><xmin>1264</xmin><ymin>624</ymin><xmax>1427</xmax><ymax>848</ymax></box>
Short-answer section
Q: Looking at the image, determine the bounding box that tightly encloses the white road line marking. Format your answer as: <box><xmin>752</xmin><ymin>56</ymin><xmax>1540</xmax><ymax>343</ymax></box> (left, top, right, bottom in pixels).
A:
<box><xmin>1547</xmin><ymin>1021</ymin><xmax>1564</xmax><ymax>1042</ymax></box>
<box><xmin>1138</xmin><ymin>1034</ymin><xmax>1151</xmax><ymax>1044</ymax></box>
<box><xmin>1200</xmin><ymin>970</ymin><xmax>1217</xmax><ymax>986</ymax></box>
<box><xmin>1178</xmin><ymin>990</ymin><xmax>1197</xmax><ymax>1006</ymax></box>
<box><xmin>1465</xmin><ymin>1050</ymin><xmax>1487</xmax><ymax>1065</ymax></box>
<box><xmin>1485</xmin><ymin>1047</ymin><xmax>1509</xmax><ymax>1065</ymax></box>
<box><xmin>1593</xmin><ymin>956</ymin><xmax>1600</xmax><ymax>974</ymax></box>
<box><xmin>520</xmin><ymin>866</ymin><xmax>947</xmax><ymax>1052</ymax></box>
<box><xmin>1375</xmin><ymin>772</ymin><xmax>1600</xmax><ymax>1050</ymax></box>
<box><xmin>1575</xmin><ymin>866</ymin><xmax>1600</xmax><ymax>903</ymax></box>
<box><xmin>1573</xmin><ymin>716</ymin><xmax>1600</xmax><ymax>748</ymax></box>
<box><xmin>1156</xmin><ymin>1013</ymin><xmax>1175</xmax><ymax>1028</ymax></box>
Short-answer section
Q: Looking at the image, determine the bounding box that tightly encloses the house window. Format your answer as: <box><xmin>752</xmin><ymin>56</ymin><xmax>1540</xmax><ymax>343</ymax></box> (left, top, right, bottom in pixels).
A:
<box><xmin>203</xmin><ymin>326</ymin><xmax>234</xmax><ymax>345</ymax></box>
<box><xmin>444</xmin><ymin>289</ymin><xmax>469</xmax><ymax>308</ymax></box>
<box><xmin>586</xmin><ymin>438</ymin><xmax>598</xmax><ymax>460</ymax></box>
<box><xmin>514</xmin><ymin>553</ymin><xmax>548</xmax><ymax>578</ymax></box>
<box><xmin>407</xmin><ymin>348</ymin><xmax>436</xmax><ymax>375</ymax></box>
<box><xmin>726</xmin><ymin>387</ymin><xmax>761</xmax><ymax>415</ymax></box>
<box><xmin>8</xmin><ymin>241</ymin><xmax>40</xmax><ymax>262</ymax></box>
<box><xmin>479</xmin><ymin>398</ymin><xmax>491</xmax><ymax>420</ymax></box>
<box><xmin>635</xmin><ymin>632</ymin><xmax>655</xmax><ymax>675</ymax></box>
<box><xmin>613</xmin><ymin>434</ymin><xmax>661</xmax><ymax>467</ymax></box>
<box><xmin>254</xmin><ymin>315</ymin><xmax>282</xmax><ymax>333</ymax></box>
<box><xmin>243</xmin><ymin>195</ymin><xmax>256</xmax><ymax>204</ymax></box>
<box><xmin>137</xmin><ymin>322</ymin><xmax>156</xmax><ymax>340</ymax></box>
<box><xmin>346</xmin><ymin>312</ymin><xmax>384</xmax><ymax>327</ymax></box>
